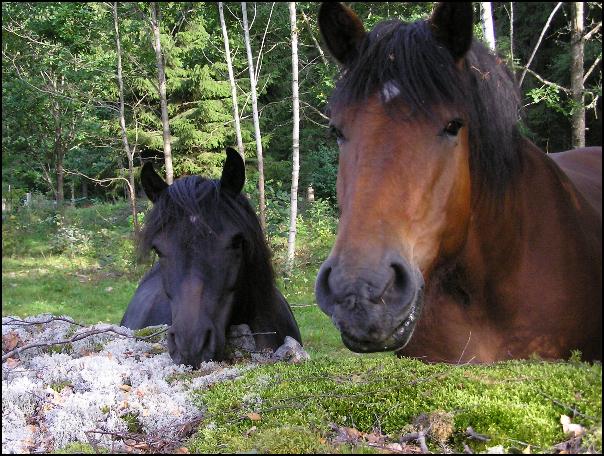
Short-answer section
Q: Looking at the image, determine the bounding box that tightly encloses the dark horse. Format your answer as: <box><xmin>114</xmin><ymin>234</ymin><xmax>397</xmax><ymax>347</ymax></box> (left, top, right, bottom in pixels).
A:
<box><xmin>121</xmin><ymin>148</ymin><xmax>302</xmax><ymax>367</ymax></box>
<box><xmin>315</xmin><ymin>3</ymin><xmax>602</xmax><ymax>362</ymax></box>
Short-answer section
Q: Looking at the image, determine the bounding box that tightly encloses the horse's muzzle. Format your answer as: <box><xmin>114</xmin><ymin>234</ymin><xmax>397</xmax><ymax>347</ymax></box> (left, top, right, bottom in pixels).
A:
<box><xmin>167</xmin><ymin>322</ymin><xmax>224</xmax><ymax>368</ymax></box>
<box><xmin>315</xmin><ymin>254</ymin><xmax>424</xmax><ymax>352</ymax></box>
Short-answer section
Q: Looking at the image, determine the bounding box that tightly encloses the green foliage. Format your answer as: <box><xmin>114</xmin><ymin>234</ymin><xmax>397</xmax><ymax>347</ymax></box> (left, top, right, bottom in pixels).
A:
<box><xmin>301</xmin><ymin>144</ymin><xmax>339</xmax><ymax>203</ymax></box>
<box><xmin>52</xmin><ymin>442</ymin><xmax>108</xmax><ymax>454</ymax></box>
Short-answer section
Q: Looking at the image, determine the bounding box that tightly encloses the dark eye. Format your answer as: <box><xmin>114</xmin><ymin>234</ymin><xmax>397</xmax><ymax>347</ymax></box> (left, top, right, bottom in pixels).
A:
<box><xmin>230</xmin><ymin>234</ymin><xmax>244</xmax><ymax>250</ymax></box>
<box><xmin>329</xmin><ymin>125</ymin><xmax>345</xmax><ymax>144</ymax></box>
<box><xmin>443</xmin><ymin>118</ymin><xmax>464</xmax><ymax>136</ymax></box>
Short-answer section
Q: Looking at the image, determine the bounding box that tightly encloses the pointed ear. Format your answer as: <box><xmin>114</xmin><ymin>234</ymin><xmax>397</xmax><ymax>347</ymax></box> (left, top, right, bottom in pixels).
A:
<box><xmin>220</xmin><ymin>147</ymin><xmax>245</xmax><ymax>196</ymax></box>
<box><xmin>430</xmin><ymin>2</ymin><xmax>474</xmax><ymax>61</ymax></box>
<box><xmin>141</xmin><ymin>162</ymin><xmax>168</xmax><ymax>203</ymax></box>
<box><xmin>318</xmin><ymin>2</ymin><xmax>365</xmax><ymax>66</ymax></box>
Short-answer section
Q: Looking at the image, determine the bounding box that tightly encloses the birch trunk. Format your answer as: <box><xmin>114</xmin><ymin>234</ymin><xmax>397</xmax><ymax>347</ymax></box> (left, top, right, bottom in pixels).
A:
<box><xmin>286</xmin><ymin>1</ymin><xmax>300</xmax><ymax>275</ymax></box>
<box><xmin>113</xmin><ymin>1</ymin><xmax>139</xmax><ymax>234</ymax></box>
<box><xmin>219</xmin><ymin>2</ymin><xmax>244</xmax><ymax>156</ymax></box>
<box><xmin>571</xmin><ymin>2</ymin><xmax>585</xmax><ymax>148</ymax></box>
<box><xmin>241</xmin><ymin>2</ymin><xmax>266</xmax><ymax>231</ymax></box>
<box><xmin>150</xmin><ymin>2</ymin><xmax>174</xmax><ymax>184</ymax></box>
<box><xmin>480</xmin><ymin>2</ymin><xmax>496</xmax><ymax>51</ymax></box>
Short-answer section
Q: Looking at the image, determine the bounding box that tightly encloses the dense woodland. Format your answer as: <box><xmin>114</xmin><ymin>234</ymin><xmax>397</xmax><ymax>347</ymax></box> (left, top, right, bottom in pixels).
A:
<box><xmin>2</xmin><ymin>2</ymin><xmax>602</xmax><ymax>212</ymax></box>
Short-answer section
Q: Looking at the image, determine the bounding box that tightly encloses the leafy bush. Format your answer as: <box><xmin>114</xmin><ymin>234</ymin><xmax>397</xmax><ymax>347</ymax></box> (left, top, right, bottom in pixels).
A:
<box><xmin>49</xmin><ymin>217</ymin><xmax>94</xmax><ymax>257</ymax></box>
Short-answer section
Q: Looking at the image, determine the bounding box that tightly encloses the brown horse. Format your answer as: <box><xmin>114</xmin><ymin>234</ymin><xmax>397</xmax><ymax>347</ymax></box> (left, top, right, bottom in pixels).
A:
<box><xmin>315</xmin><ymin>3</ymin><xmax>602</xmax><ymax>362</ymax></box>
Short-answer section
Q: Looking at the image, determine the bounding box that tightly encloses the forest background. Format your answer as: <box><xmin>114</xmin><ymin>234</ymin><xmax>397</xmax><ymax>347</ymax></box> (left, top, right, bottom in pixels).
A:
<box><xmin>2</xmin><ymin>2</ymin><xmax>601</xmax><ymax>223</ymax></box>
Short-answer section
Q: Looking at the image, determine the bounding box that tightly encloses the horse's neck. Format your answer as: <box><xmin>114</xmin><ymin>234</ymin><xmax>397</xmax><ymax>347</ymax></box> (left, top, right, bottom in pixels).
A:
<box><xmin>459</xmin><ymin>138</ymin><xmax>601</xmax><ymax>298</ymax></box>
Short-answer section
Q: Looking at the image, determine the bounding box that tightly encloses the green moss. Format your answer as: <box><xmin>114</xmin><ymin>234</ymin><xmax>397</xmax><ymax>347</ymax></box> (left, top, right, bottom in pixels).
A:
<box><xmin>52</xmin><ymin>442</ymin><xmax>108</xmax><ymax>454</ymax></box>
<box><xmin>45</xmin><ymin>343</ymin><xmax>72</xmax><ymax>355</ymax></box>
<box><xmin>50</xmin><ymin>381</ymin><xmax>72</xmax><ymax>393</ymax></box>
<box><xmin>188</xmin><ymin>357</ymin><xmax>602</xmax><ymax>454</ymax></box>
<box><xmin>133</xmin><ymin>326</ymin><xmax>166</xmax><ymax>343</ymax></box>
<box><xmin>121</xmin><ymin>412</ymin><xmax>143</xmax><ymax>433</ymax></box>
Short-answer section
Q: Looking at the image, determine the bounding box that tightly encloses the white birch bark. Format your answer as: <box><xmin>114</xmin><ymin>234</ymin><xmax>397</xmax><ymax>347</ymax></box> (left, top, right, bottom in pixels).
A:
<box><xmin>286</xmin><ymin>1</ymin><xmax>300</xmax><ymax>275</ymax></box>
<box><xmin>241</xmin><ymin>2</ymin><xmax>266</xmax><ymax>231</ymax></box>
<box><xmin>150</xmin><ymin>2</ymin><xmax>174</xmax><ymax>184</ymax></box>
<box><xmin>219</xmin><ymin>2</ymin><xmax>244</xmax><ymax>156</ymax></box>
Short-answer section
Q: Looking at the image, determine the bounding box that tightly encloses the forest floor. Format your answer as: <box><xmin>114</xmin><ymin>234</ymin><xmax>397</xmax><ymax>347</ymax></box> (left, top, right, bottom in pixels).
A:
<box><xmin>2</xmin><ymin>202</ymin><xmax>602</xmax><ymax>454</ymax></box>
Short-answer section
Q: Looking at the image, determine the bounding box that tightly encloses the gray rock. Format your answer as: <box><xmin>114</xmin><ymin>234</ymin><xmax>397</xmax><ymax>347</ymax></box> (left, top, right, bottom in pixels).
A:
<box><xmin>271</xmin><ymin>336</ymin><xmax>310</xmax><ymax>363</ymax></box>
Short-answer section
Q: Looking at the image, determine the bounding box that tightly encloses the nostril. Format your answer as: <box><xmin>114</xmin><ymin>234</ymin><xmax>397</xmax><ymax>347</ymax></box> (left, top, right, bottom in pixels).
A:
<box><xmin>316</xmin><ymin>264</ymin><xmax>333</xmax><ymax>296</ymax></box>
<box><xmin>168</xmin><ymin>330</ymin><xmax>176</xmax><ymax>345</ymax></box>
<box><xmin>390</xmin><ymin>262</ymin><xmax>410</xmax><ymax>295</ymax></box>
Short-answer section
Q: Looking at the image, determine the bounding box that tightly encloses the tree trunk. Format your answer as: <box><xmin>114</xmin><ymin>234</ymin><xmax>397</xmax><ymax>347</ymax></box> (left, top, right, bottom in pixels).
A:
<box><xmin>509</xmin><ymin>2</ymin><xmax>514</xmax><ymax>66</ymax></box>
<box><xmin>286</xmin><ymin>1</ymin><xmax>300</xmax><ymax>276</ymax></box>
<box><xmin>56</xmin><ymin>149</ymin><xmax>64</xmax><ymax>208</ymax></box>
<box><xmin>113</xmin><ymin>1</ymin><xmax>139</xmax><ymax>234</ymax></box>
<box><xmin>219</xmin><ymin>2</ymin><xmax>244</xmax><ymax>156</ymax></box>
<box><xmin>82</xmin><ymin>180</ymin><xmax>88</xmax><ymax>199</ymax></box>
<box><xmin>480</xmin><ymin>2</ymin><xmax>496</xmax><ymax>51</ymax></box>
<box><xmin>150</xmin><ymin>2</ymin><xmax>174</xmax><ymax>184</ymax></box>
<box><xmin>571</xmin><ymin>2</ymin><xmax>585</xmax><ymax>148</ymax></box>
<box><xmin>241</xmin><ymin>2</ymin><xmax>266</xmax><ymax>232</ymax></box>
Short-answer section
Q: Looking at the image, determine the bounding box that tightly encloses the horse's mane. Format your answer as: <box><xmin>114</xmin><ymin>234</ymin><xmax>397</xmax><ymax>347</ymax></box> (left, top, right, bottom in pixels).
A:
<box><xmin>138</xmin><ymin>175</ymin><xmax>276</xmax><ymax>310</ymax></box>
<box><xmin>330</xmin><ymin>19</ymin><xmax>523</xmax><ymax>196</ymax></box>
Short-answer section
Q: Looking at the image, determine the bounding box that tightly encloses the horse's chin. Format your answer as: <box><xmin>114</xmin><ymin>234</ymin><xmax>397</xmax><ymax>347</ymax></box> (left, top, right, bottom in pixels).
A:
<box><xmin>340</xmin><ymin>292</ymin><xmax>424</xmax><ymax>353</ymax></box>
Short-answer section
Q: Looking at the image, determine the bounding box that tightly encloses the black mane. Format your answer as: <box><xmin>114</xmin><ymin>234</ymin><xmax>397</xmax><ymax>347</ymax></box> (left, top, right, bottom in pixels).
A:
<box><xmin>138</xmin><ymin>175</ymin><xmax>276</xmax><ymax>310</ymax></box>
<box><xmin>330</xmin><ymin>19</ymin><xmax>523</xmax><ymax>196</ymax></box>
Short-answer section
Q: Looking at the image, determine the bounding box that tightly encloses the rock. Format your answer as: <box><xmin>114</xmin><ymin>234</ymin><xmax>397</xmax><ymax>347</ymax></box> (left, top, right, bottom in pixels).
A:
<box><xmin>271</xmin><ymin>336</ymin><xmax>310</xmax><ymax>363</ymax></box>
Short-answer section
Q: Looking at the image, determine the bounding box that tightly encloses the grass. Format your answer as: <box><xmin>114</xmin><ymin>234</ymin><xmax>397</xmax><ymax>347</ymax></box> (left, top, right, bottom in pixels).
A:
<box><xmin>3</xmin><ymin>201</ymin><xmax>603</xmax><ymax>454</ymax></box>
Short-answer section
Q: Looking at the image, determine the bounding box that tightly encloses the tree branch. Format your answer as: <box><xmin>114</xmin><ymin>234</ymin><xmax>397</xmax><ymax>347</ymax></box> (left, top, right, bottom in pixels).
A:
<box><xmin>519</xmin><ymin>2</ymin><xmax>564</xmax><ymax>87</ymax></box>
<box><xmin>3</xmin><ymin>316</ymin><xmax>168</xmax><ymax>362</ymax></box>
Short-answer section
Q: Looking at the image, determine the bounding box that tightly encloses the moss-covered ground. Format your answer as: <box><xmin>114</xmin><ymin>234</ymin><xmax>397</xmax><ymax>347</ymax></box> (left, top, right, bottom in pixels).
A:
<box><xmin>187</xmin><ymin>356</ymin><xmax>601</xmax><ymax>453</ymax></box>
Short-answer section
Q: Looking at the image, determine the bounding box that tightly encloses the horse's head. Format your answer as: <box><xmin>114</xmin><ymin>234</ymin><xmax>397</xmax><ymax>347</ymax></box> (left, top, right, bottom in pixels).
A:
<box><xmin>315</xmin><ymin>3</ymin><xmax>516</xmax><ymax>353</ymax></box>
<box><xmin>140</xmin><ymin>148</ymin><xmax>253</xmax><ymax>367</ymax></box>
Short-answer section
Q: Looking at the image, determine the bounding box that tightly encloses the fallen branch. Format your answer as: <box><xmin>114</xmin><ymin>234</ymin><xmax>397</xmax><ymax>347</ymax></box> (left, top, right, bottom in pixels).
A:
<box><xmin>3</xmin><ymin>317</ymin><xmax>168</xmax><ymax>362</ymax></box>
<box><xmin>465</xmin><ymin>426</ymin><xmax>490</xmax><ymax>442</ymax></box>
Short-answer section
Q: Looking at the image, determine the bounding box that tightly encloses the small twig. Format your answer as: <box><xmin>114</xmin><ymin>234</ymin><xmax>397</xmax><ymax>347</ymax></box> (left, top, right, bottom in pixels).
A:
<box><xmin>537</xmin><ymin>391</ymin><xmax>597</xmax><ymax>420</ymax></box>
<box><xmin>400</xmin><ymin>430</ymin><xmax>430</xmax><ymax>453</ymax></box>
<box><xmin>417</xmin><ymin>431</ymin><xmax>429</xmax><ymax>454</ymax></box>
<box><xmin>84</xmin><ymin>431</ymin><xmax>101</xmax><ymax>454</ymax></box>
<box><xmin>3</xmin><ymin>316</ymin><xmax>86</xmax><ymax>328</ymax></box>
<box><xmin>458</xmin><ymin>331</ymin><xmax>472</xmax><ymax>364</ymax></box>
<box><xmin>465</xmin><ymin>426</ymin><xmax>490</xmax><ymax>442</ymax></box>
<box><xmin>463</xmin><ymin>443</ymin><xmax>473</xmax><ymax>454</ymax></box>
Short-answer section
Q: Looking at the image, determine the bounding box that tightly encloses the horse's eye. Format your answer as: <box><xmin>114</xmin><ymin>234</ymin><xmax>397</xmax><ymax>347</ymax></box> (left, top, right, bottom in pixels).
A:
<box><xmin>230</xmin><ymin>234</ymin><xmax>244</xmax><ymax>250</ymax></box>
<box><xmin>152</xmin><ymin>246</ymin><xmax>164</xmax><ymax>258</ymax></box>
<box><xmin>443</xmin><ymin>119</ymin><xmax>464</xmax><ymax>136</ymax></box>
<box><xmin>329</xmin><ymin>125</ymin><xmax>345</xmax><ymax>144</ymax></box>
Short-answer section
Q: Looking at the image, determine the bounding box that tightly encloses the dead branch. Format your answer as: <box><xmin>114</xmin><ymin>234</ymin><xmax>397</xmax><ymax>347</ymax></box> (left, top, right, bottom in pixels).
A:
<box><xmin>2</xmin><ymin>316</ymin><xmax>168</xmax><ymax>362</ymax></box>
<box><xmin>519</xmin><ymin>2</ymin><xmax>564</xmax><ymax>87</ymax></box>
<box><xmin>465</xmin><ymin>426</ymin><xmax>490</xmax><ymax>442</ymax></box>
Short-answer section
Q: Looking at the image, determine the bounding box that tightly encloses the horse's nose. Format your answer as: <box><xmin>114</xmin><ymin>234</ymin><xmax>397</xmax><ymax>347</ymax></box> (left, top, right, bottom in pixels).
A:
<box><xmin>167</xmin><ymin>323</ymin><xmax>218</xmax><ymax>367</ymax></box>
<box><xmin>315</xmin><ymin>254</ymin><xmax>418</xmax><ymax>314</ymax></box>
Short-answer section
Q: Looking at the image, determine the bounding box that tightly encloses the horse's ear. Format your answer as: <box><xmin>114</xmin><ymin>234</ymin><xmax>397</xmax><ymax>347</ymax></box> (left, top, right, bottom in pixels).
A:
<box><xmin>220</xmin><ymin>147</ymin><xmax>245</xmax><ymax>196</ymax></box>
<box><xmin>141</xmin><ymin>162</ymin><xmax>168</xmax><ymax>203</ymax></box>
<box><xmin>318</xmin><ymin>2</ymin><xmax>365</xmax><ymax>66</ymax></box>
<box><xmin>430</xmin><ymin>2</ymin><xmax>474</xmax><ymax>61</ymax></box>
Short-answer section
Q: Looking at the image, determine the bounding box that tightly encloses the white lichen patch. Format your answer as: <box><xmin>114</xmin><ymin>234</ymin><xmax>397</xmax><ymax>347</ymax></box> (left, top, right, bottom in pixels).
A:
<box><xmin>1</xmin><ymin>315</ymin><xmax>241</xmax><ymax>453</ymax></box>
